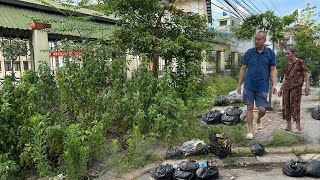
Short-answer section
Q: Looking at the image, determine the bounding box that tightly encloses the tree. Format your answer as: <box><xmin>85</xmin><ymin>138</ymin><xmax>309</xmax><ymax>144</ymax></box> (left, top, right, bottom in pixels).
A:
<box><xmin>100</xmin><ymin>0</ymin><xmax>216</xmax><ymax>100</ymax></box>
<box><xmin>234</xmin><ymin>10</ymin><xmax>297</xmax><ymax>104</ymax></box>
<box><xmin>290</xmin><ymin>5</ymin><xmax>320</xmax><ymax>84</ymax></box>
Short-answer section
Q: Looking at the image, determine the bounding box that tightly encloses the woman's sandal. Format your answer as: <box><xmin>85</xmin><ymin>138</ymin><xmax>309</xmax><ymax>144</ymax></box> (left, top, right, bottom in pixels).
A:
<box><xmin>281</xmin><ymin>127</ymin><xmax>292</xmax><ymax>131</ymax></box>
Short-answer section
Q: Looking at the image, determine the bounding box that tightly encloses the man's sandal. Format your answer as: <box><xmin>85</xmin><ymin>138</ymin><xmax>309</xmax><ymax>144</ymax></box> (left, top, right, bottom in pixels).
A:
<box><xmin>256</xmin><ymin>123</ymin><xmax>263</xmax><ymax>130</ymax></box>
<box><xmin>246</xmin><ymin>133</ymin><xmax>254</xmax><ymax>140</ymax></box>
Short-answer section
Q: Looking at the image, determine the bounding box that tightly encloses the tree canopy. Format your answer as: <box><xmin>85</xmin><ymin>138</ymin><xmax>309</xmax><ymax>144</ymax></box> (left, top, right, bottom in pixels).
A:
<box><xmin>235</xmin><ymin>10</ymin><xmax>297</xmax><ymax>48</ymax></box>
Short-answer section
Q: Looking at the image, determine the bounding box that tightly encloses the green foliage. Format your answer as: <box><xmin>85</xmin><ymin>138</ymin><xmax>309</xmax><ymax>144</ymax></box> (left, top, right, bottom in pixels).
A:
<box><xmin>276</xmin><ymin>49</ymin><xmax>287</xmax><ymax>78</ymax></box>
<box><xmin>123</xmin><ymin>126</ymin><xmax>151</xmax><ymax>168</ymax></box>
<box><xmin>148</xmin><ymin>69</ymin><xmax>187</xmax><ymax>138</ymax></box>
<box><xmin>29</xmin><ymin>115</ymin><xmax>50</xmax><ymax>177</ymax></box>
<box><xmin>235</xmin><ymin>10</ymin><xmax>297</xmax><ymax>45</ymax></box>
<box><xmin>108</xmin><ymin>139</ymin><xmax>122</xmax><ymax>169</ymax></box>
<box><xmin>63</xmin><ymin>124</ymin><xmax>89</xmax><ymax>180</ymax></box>
<box><xmin>290</xmin><ymin>5</ymin><xmax>320</xmax><ymax>83</ymax></box>
<box><xmin>266</xmin><ymin>130</ymin><xmax>300</xmax><ymax>147</ymax></box>
<box><xmin>0</xmin><ymin>1</ymin><xmax>240</xmax><ymax>178</ymax></box>
<box><xmin>0</xmin><ymin>153</ymin><xmax>19</xmax><ymax>180</ymax></box>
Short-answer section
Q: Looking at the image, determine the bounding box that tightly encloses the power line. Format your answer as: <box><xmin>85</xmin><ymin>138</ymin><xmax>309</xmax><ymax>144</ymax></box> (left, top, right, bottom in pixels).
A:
<box><xmin>259</xmin><ymin>0</ymin><xmax>270</xmax><ymax>11</ymax></box>
<box><xmin>211</xmin><ymin>1</ymin><xmax>244</xmax><ymax>21</ymax></box>
<box><xmin>217</xmin><ymin>0</ymin><xmax>237</xmax><ymax>16</ymax></box>
<box><xmin>247</xmin><ymin>0</ymin><xmax>263</xmax><ymax>14</ymax></box>
<box><xmin>216</xmin><ymin>0</ymin><xmax>248</xmax><ymax>20</ymax></box>
<box><xmin>268</xmin><ymin>0</ymin><xmax>282</xmax><ymax>15</ymax></box>
<box><xmin>223</xmin><ymin>0</ymin><xmax>249</xmax><ymax>20</ymax></box>
<box><xmin>231</xmin><ymin>0</ymin><xmax>255</xmax><ymax>15</ymax></box>
<box><xmin>239</xmin><ymin>0</ymin><xmax>260</xmax><ymax>15</ymax></box>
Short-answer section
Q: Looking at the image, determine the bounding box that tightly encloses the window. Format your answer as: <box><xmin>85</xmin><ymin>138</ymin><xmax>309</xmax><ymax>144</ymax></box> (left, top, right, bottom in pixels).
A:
<box><xmin>23</xmin><ymin>61</ymin><xmax>29</xmax><ymax>70</ymax></box>
<box><xmin>5</xmin><ymin>61</ymin><xmax>11</xmax><ymax>71</ymax></box>
<box><xmin>14</xmin><ymin>62</ymin><xmax>20</xmax><ymax>71</ymax></box>
<box><xmin>219</xmin><ymin>20</ymin><xmax>227</xmax><ymax>26</ymax></box>
<box><xmin>232</xmin><ymin>20</ymin><xmax>235</xmax><ymax>26</ymax></box>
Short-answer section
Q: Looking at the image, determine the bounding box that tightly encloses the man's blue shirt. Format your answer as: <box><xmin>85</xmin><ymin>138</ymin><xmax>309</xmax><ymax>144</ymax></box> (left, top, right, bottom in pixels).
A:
<box><xmin>243</xmin><ymin>47</ymin><xmax>276</xmax><ymax>93</ymax></box>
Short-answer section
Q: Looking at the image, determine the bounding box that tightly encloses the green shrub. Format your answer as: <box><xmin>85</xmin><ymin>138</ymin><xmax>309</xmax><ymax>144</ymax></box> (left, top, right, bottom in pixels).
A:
<box><xmin>29</xmin><ymin>115</ymin><xmax>50</xmax><ymax>176</ymax></box>
<box><xmin>0</xmin><ymin>153</ymin><xmax>19</xmax><ymax>180</ymax></box>
<box><xmin>63</xmin><ymin>124</ymin><xmax>89</xmax><ymax>180</ymax></box>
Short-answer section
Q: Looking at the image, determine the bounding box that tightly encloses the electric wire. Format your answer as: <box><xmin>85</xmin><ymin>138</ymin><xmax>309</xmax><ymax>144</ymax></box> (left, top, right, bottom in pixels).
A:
<box><xmin>223</xmin><ymin>0</ymin><xmax>248</xmax><ymax>20</ymax></box>
<box><xmin>259</xmin><ymin>0</ymin><xmax>270</xmax><ymax>11</ymax></box>
<box><xmin>211</xmin><ymin>1</ymin><xmax>244</xmax><ymax>21</ymax></box>
<box><xmin>239</xmin><ymin>0</ymin><xmax>259</xmax><ymax>15</ymax></box>
<box><xmin>247</xmin><ymin>0</ymin><xmax>263</xmax><ymax>13</ymax></box>
<box><xmin>268</xmin><ymin>0</ymin><xmax>282</xmax><ymax>15</ymax></box>
<box><xmin>232</xmin><ymin>0</ymin><xmax>255</xmax><ymax>15</ymax></box>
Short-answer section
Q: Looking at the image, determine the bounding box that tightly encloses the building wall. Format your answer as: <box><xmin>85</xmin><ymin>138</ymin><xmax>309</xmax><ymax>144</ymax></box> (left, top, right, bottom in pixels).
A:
<box><xmin>175</xmin><ymin>0</ymin><xmax>207</xmax><ymax>16</ymax></box>
<box><xmin>0</xmin><ymin>39</ymin><xmax>32</xmax><ymax>79</ymax></box>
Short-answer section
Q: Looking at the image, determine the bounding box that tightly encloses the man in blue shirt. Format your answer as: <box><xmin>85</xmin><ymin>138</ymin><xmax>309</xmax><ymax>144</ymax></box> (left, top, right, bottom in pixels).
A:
<box><xmin>237</xmin><ymin>31</ymin><xmax>278</xmax><ymax>140</ymax></box>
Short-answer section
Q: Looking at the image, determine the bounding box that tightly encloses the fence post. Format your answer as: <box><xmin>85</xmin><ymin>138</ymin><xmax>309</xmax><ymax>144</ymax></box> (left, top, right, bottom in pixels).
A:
<box><xmin>29</xmin><ymin>22</ymin><xmax>51</xmax><ymax>70</ymax></box>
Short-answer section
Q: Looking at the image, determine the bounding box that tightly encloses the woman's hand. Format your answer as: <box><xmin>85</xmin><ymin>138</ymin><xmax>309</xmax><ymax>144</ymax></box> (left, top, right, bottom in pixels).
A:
<box><xmin>278</xmin><ymin>88</ymin><xmax>283</xmax><ymax>97</ymax></box>
<box><xmin>305</xmin><ymin>88</ymin><xmax>310</xmax><ymax>96</ymax></box>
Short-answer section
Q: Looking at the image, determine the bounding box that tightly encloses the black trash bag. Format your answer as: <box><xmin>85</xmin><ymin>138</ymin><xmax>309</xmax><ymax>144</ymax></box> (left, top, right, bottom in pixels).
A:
<box><xmin>196</xmin><ymin>166</ymin><xmax>219</xmax><ymax>179</ymax></box>
<box><xmin>201</xmin><ymin>110</ymin><xmax>222</xmax><ymax>124</ymax></box>
<box><xmin>282</xmin><ymin>160</ymin><xmax>305</xmax><ymax>177</ymax></box>
<box><xmin>225</xmin><ymin>107</ymin><xmax>242</xmax><ymax>116</ymax></box>
<box><xmin>150</xmin><ymin>164</ymin><xmax>174</xmax><ymax>180</ymax></box>
<box><xmin>305</xmin><ymin>160</ymin><xmax>320</xmax><ymax>177</ymax></box>
<box><xmin>221</xmin><ymin>114</ymin><xmax>239</xmax><ymax>125</ymax></box>
<box><xmin>311</xmin><ymin>106</ymin><xmax>320</xmax><ymax>120</ymax></box>
<box><xmin>214</xmin><ymin>96</ymin><xmax>229</xmax><ymax>106</ymax></box>
<box><xmin>250</xmin><ymin>143</ymin><xmax>265</xmax><ymax>156</ymax></box>
<box><xmin>166</xmin><ymin>146</ymin><xmax>183</xmax><ymax>159</ymax></box>
<box><xmin>177</xmin><ymin>159</ymin><xmax>199</xmax><ymax>173</ymax></box>
<box><xmin>173</xmin><ymin>169</ymin><xmax>194</xmax><ymax>180</ymax></box>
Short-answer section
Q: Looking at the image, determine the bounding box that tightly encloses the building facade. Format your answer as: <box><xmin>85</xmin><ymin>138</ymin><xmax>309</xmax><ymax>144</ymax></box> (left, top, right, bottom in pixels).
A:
<box><xmin>0</xmin><ymin>0</ymin><xmax>116</xmax><ymax>79</ymax></box>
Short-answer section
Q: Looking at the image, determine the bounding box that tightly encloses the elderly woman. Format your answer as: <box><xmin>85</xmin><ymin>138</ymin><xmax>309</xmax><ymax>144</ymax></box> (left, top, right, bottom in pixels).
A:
<box><xmin>278</xmin><ymin>47</ymin><xmax>310</xmax><ymax>132</ymax></box>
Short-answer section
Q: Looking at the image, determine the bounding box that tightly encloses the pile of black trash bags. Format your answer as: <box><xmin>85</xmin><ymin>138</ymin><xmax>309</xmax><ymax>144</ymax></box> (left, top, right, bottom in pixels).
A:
<box><xmin>311</xmin><ymin>106</ymin><xmax>320</xmax><ymax>120</ymax></box>
<box><xmin>201</xmin><ymin>107</ymin><xmax>245</xmax><ymax>125</ymax></box>
<box><xmin>283</xmin><ymin>159</ymin><xmax>320</xmax><ymax>178</ymax></box>
<box><xmin>150</xmin><ymin>159</ymin><xmax>219</xmax><ymax>180</ymax></box>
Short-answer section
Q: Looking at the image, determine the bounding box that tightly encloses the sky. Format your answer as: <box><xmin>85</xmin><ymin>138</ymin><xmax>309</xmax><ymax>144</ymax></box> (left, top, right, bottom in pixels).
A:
<box><xmin>210</xmin><ymin>0</ymin><xmax>320</xmax><ymax>26</ymax></box>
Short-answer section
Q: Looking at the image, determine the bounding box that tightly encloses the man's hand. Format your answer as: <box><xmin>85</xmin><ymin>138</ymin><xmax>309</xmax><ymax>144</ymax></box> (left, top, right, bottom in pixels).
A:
<box><xmin>272</xmin><ymin>85</ymin><xmax>277</xmax><ymax>94</ymax></box>
<box><xmin>237</xmin><ymin>85</ymin><xmax>242</xmax><ymax>95</ymax></box>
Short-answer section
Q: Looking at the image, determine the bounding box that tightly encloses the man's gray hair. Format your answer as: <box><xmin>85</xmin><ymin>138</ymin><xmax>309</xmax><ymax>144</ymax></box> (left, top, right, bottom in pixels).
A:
<box><xmin>256</xmin><ymin>31</ymin><xmax>267</xmax><ymax>38</ymax></box>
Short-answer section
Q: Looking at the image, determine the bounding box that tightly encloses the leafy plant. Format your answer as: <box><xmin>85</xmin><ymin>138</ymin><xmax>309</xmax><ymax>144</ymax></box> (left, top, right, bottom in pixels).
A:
<box><xmin>63</xmin><ymin>124</ymin><xmax>89</xmax><ymax>180</ymax></box>
<box><xmin>0</xmin><ymin>153</ymin><xmax>19</xmax><ymax>180</ymax></box>
<box><xmin>123</xmin><ymin>126</ymin><xmax>151</xmax><ymax>168</ymax></box>
<box><xmin>29</xmin><ymin>115</ymin><xmax>50</xmax><ymax>177</ymax></box>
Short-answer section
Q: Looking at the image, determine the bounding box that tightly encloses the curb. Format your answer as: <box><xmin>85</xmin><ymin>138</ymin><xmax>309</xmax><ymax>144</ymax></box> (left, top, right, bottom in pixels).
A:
<box><xmin>122</xmin><ymin>143</ymin><xmax>320</xmax><ymax>180</ymax></box>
